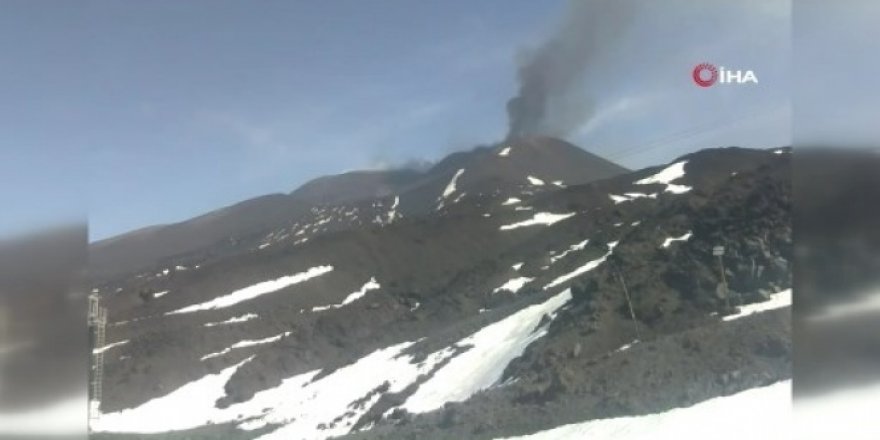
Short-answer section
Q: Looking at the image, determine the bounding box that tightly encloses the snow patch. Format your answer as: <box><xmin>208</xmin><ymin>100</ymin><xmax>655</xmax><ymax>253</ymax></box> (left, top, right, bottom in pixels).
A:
<box><xmin>96</xmin><ymin>340</ymin><xmax>450</xmax><ymax>438</ymax></box>
<box><xmin>526</xmin><ymin>176</ymin><xmax>545</xmax><ymax>186</ymax></box>
<box><xmin>91</xmin><ymin>357</ymin><xmax>255</xmax><ymax>433</ymax></box>
<box><xmin>386</xmin><ymin>196</ymin><xmax>400</xmax><ymax>223</ymax></box>
<box><xmin>502</xmin><ymin>197</ymin><xmax>522</xmax><ymax>206</ymax></box>
<box><xmin>402</xmin><ymin>288</ymin><xmax>573</xmax><ymax>414</ymax></box>
<box><xmin>660</xmin><ymin>231</ymin><xmax>693</xmax><ymax>248</ymax></box>
<box><xmin>153</xmin><ymin>290</ymin><xmax>169</xmax><ymax>298</ymax></box>
<box><xmin>311</xmin><ymin>278</ymin><xmax>381</xmax><ymax>312</ymax></box>
<box><xmin>493</xmin><ymin>277</ymin><xmax>534</xmax><ymax>294</ymax></box>
<box><xmin>499</xmin><ymin>212</ymin><xmax>576</xmax><ymax>231</ymax></box>
<box><xmin>614</xmin><ymin>340</ymin><xmax>638</xmax><ymax>353</ymax></box>
<box><xmin>93</xmin><ymin>340</ymin><xmax>128</xmax><ymax>355</ymax></box>
<box><xmin>498</xmin><ymin>147</ymin><xmax>511</xmax><ymax>157</ymax></box>
<box><xmin>167</xmin><ymin>266</ymin><xmax>333</xmax><ymax>315</ymax></box>
<box><xmin>204</xmin><ymin>313</ymin><xmax>259</xmax><ymax>327</ymax></box>
<box><xmin>201</xmin><ymin>332</ymin><xmax>290</xmax><ymax>361</ymax></box>
<box><xmin>609</xmin><ymin>192</ymin><xmax>657</xmax><ymax>204</ymax></box>
<box><xmin>441</xmin><ymin>169</ymin><xmax>465</xmax><ymax>199</ymax></box>
<box><xmin>549</xmin><ymin>239</ymin><xmax>590</xmax><ymax>264</ymax></box>
<box><xmin>723</xmin><ymin>289</ymin><xmax>791</xmax><ymax>321</ymax></box>
<box><xmin>635</xmin><ymin>160</ymin><xmax>692</xmax><ymax>194</ymax></box>
<box><xmin>545</xmin><ymin>244</ymin><xmax>615</xmax><ymax>289</ymax></box>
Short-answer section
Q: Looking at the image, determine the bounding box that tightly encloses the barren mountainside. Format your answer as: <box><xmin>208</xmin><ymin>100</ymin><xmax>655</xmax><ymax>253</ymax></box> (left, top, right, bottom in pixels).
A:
<box><xmin>88</xmin><ymin>139</ymin><xmax>792</xmax><ymax>440</ymax></box>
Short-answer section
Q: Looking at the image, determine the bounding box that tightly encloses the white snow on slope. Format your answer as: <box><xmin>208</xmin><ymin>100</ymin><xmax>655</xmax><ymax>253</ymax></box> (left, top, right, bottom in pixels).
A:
<box><xmin>609</xmin><ymin>193</ymin><xmax>657</xmax><ymax>204</ymax></box>
<box><xmin>387</xmin><ymin>196</ymin><xmax>400</xmax><ymax>223</ymax></box>
<box><xmin>402</xmin><ymin>288</ymin><xmax>573</xmax><ymax>414</ymax></box>
<box><xmin>527</xmin><ymin>176</ymin><xmax>545</xmax><ymax>186</ymax></box>
<box><xmin>493</xmin><ymin>380</ymin><xmax>791</xmax><ymax>440</ymax></box>
<box><xmin>92</xmin><ymin>357</ymin><xmax>256</xmax><ymax>433</ymax></box>
<box><xmin>626</xmin><ymin>192</ymin><xmax>657</xmax><ymax>200</ymax></box>
<box><xmin>723</xmin><ymin>289</ymin><xmax>791</xmax><ymax>321</ymax></box>
<box><xmin>94</xmin><ymin>290</ymin><xmax>576</xmax><ymax>438</ymax></box>
<box><xmin>665</xmin><ymin>184</ymin><xmax>692</xmax><ymax>194</ymax></box>
<box><xmin>167</xmin><ymin>265</ymin><xmax>333</xmax><ymax>315</ymax></box>
<box><xmin>500</xmin><ymin>212</ymin><xmax>576</xmax><ymax>231</ymax></box>
<box><xmin>550</xmin><ymin>239</ymin><xmax>589</xmax><ymax>264</ymax></box>
<box><xmin>614</xmin><ymin>340</ymin><xmax>638</xmax><ymax>353</ymax></box>
<box><xmin>545</xmin><ymin>243</ymin><xmax>615</xmax><ymax>289</ymax></box>
<box><xmin>93</xmin><ymin>340</ymin><xmax>129</xmax><ymax>355</ymax></box>
<box><xmin>441</xmin><ymin>169</ymin><xmax>465</xmax><ymax>199</ymax></box>
<box><xmin>498</xmin><ymin>147</ymin><xmax>511</xmax><ymax>157</ymax></box>
<box><xmin>153</xmin><ymin>290</ymin><xmax>169</xmax><ymax>298</ymax></box>
<box><xmin>92</xmin><ymin>340</ymin><xmax>449</xmax><ymax>439</ymax></box>
<box><xmin>609</xmin><ymin>194</ymin><xmax>630</xmax><ymax>204</ymax></box>
<box><xmin>252</xmin><ymin>342</ymin><xmax>455</xmax><ymax>439</ymax></box>
<box><xmin>502</xmin><ymin>197</ymin><xmax>522</xmax><ymax>206</ymax></box>
<box><xmin>312</xmin><ymin>278</ymin><xmax>380</xmax><ymax>312</ymax></box>
<box><xmin>201</xmin><ymin>332</ymin><xmax>291</xmax><ymax>361</ymax></box>
<box><xmin>636</xmin><ymin>160</ymin><xmax>687</xmax><ymax>185</ymax></box>
<box><xmin>660</xmin><ymin>231</ymin><xmax>692</xmax><ymax>248</ymax></box>
<box><xmin>512</xmin><ymin>262</ymin><xmax>524</xmax><ymax>271</ymax></box>
<box><xmin>635</xmin><ymin>160</ymin><xmax>692</xmax><ymax>194</ymax></box>
<box><xmin>493</xmin><ymin>277</ymin><xmax>534</xmax><ymax>294</ymax></box>
<box><xmin>204</xmin><ymin>313</ymin><xmax>259</xmax><ymax>327</ymax></box>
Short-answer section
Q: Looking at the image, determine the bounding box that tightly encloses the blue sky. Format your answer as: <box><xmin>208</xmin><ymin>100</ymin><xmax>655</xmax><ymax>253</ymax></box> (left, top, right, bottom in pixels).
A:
<box><xmin>0</xmin><ymin>1</ymin><xmax>791</xmax><ymax>241</ymax></box>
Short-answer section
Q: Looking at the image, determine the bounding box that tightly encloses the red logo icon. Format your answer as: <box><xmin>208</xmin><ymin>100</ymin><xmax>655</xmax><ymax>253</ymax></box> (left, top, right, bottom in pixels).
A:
<box><xmin>692</xmin><ymin>63</ymin><xmax>718</xmax><ymax>87</ymax></box>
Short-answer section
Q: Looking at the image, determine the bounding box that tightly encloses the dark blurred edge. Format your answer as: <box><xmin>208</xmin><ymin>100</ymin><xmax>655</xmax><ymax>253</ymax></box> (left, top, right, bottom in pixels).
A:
<box><xmin>0</xmin><ymin>224</ymin><xmax>88</xmax><ymax>439</ymax></box>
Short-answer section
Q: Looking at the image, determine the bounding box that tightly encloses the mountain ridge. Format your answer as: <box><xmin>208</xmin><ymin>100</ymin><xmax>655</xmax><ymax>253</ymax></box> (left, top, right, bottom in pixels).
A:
<box><xmin>90</xmin><ymin>137</ymin><xmax>628</xmax><ymax>280</ymax></box>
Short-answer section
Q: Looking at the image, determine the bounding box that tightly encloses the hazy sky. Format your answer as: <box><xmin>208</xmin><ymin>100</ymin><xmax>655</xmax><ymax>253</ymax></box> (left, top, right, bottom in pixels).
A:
<box><xmin>0</xmin><ymin>1</ymin><xmax>791</xmax><ymax>241</ymax></box>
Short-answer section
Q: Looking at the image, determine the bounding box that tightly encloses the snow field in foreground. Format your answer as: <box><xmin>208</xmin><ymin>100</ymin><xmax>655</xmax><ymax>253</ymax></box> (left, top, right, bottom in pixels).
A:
<box><xmin>494</xmin><ymin>380</ymin><xmax>791</xmax><ymax>440</ymax></box>
<box><xmin>94</xmin><ymin>288</ymin><xmax>576</xmax><ymax>440</ymax></box>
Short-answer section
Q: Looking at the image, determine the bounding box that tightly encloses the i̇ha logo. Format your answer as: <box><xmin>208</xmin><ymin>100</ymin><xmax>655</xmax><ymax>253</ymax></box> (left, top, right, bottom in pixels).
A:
<box><xmin>692</xmin><ymin>63</ymin><xmax>758</xmax><ymax>87</ymax></box>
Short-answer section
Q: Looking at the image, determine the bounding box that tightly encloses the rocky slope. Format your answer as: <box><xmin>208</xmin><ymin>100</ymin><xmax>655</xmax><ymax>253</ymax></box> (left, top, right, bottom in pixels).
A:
<box><xmin>88</xmin><ymin>141</ymin><xmax>791</xmax><ymax>439</ymax></box>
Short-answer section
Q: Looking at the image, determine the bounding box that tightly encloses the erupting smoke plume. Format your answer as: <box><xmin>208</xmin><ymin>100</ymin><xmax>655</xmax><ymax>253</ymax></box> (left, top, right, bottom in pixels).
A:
<box><xmin>506</xmin><ymin>0</ymin><xmax>636</xmax><ymax>139</ymax></box>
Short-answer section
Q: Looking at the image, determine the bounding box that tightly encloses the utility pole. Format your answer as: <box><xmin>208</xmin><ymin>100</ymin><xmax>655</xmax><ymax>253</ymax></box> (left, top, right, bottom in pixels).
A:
<box><xmin>614</xmin><ymin>269</ymin><xmax>641</xmax><ymax>340</ymax></box>
<box><xmin>713</xmin><ymin>245</ymin><xmax>730</xmax><ymax>309</ymax></box>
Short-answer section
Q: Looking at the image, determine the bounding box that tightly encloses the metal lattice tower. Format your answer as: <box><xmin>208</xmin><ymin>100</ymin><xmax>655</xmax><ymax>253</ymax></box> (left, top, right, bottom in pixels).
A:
<box><xmin>88</xmin><ymin>294</ymin><xmax>107</xmax><ymax>421</ymax></box>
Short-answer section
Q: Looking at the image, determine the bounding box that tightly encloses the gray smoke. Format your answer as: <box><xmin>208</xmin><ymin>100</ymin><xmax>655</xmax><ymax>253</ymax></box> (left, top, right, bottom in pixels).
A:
<box><xmin>506</xmin><ymin>0</ymin><xmax>636</xmax><ymax>139</ymax></box>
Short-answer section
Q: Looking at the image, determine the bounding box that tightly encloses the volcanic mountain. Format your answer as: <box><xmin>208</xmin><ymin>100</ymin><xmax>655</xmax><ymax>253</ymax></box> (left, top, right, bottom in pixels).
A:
<box><xmin>88</xmin><ymin>140</ymin><xmax>792</xmax><ymax>440</ymax></box>
<box><xmin>89</xmin><ymin>137</ymin><xmax>627</xmax><ymax>281</ymax></box>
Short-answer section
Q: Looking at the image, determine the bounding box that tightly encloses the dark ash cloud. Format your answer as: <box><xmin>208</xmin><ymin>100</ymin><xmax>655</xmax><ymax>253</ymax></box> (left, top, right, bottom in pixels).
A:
<box><xmin>506</xmin><ymin>0</ymin><xmax>636</xmax><ymax>139</ymax></box>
